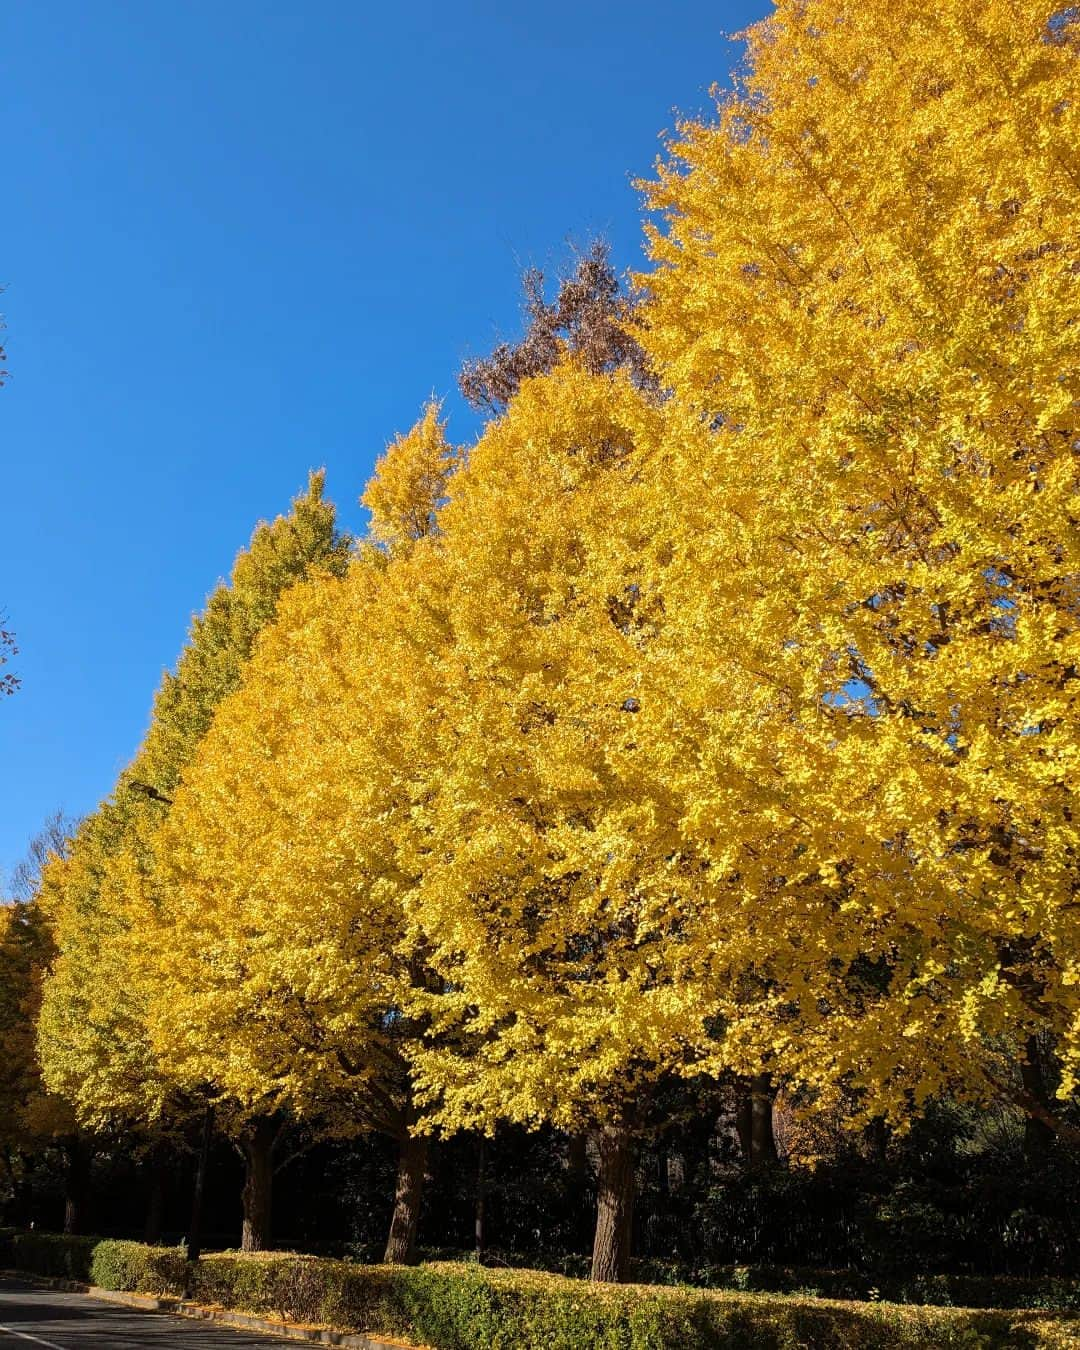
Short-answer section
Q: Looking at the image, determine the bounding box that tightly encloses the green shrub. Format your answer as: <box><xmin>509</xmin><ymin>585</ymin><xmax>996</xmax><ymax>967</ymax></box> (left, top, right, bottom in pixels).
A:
<box><xmin>86</xmin><ymin>1240</ymin><xmax>187</xmax><ymax>1295</ymax></box>
<box><xmin>8</xmin><ymin>1235</ymin><xmax>1080</xmax><ymax>1347</ymax></box>
<box><xmin>9</xmin><ymin>1233</ymin><xmax>185</xmax><ymax>1294</ymax></box>
<box><xmin>187</xmin><ymin>1253</ymin><xmax>1080</xmax><ymax>1348</ymax></box>
<box><xmin>421</xmin><ymin>1249</ymin><xmax>1080</xmax><ymax>1312</ymax></box>
<box><xmin>634</xmin><ymin>1261</ymin><xmax>1080</xmax><ymax>1313</ymax></box>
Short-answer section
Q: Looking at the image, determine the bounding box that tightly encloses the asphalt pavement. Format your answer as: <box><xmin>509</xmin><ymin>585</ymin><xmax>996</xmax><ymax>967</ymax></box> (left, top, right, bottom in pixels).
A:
<box><xmin>0</xmin><ymin>1278</ymin><xmax>296</xmax><ymax>1349</ymax></box>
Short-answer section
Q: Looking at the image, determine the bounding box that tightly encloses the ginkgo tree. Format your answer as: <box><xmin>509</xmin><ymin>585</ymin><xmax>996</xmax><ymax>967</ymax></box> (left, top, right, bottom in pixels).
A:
<box><xmin>392</xmin><ymin>363</ymin><xmax>760</xmax><ymax>1281</ymax></box>
<box><xmin>141</xmin><ymin>408</ymin><xmax>459</xmax><ymax>1259</ymax></box>
<box><xmin>635</xmin><ymin>0</ymin><xmax>1080</xmax><ymax>1130</ymax></box>
<box><xmin>37</xmin><ymin>472</ymin><xmax>351</xmax><ymax>1244</ymax></box>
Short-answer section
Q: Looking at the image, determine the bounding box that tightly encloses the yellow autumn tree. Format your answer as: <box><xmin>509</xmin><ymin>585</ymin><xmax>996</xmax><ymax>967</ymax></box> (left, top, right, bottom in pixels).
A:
<box><xmin>37</xmin><ymin>473</ymin><xmax>351</xmax><ymax>1240</ymax></box>
<box><xmin>633</xmin><ymin>0</ymin><xmax>1080</xmax><ymax>1129</ymax></box>
<box><xmin>143</xmin><ymin>408</ymin><xmax>459</xmax><ymax>1258</ymax></box>
<box><xmin>361</xmin><ymin>399</ymin><xmax>457</xmax><ymax>551</ymax></box>
<box><xmin>391</xmin><ymin>362</ymin><xmax>767</xmax><ymax>1281</ymax></box>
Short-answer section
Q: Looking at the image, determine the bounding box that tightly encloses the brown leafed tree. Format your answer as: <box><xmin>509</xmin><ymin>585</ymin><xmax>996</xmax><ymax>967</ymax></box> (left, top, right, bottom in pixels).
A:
<box><xmin>8</xmin><ymin>810</ymin><xmax>79</xmax><ymax>903</ymax></box>
<box><xmin>458</xmin><ymin>240</ymin><xmax>654</xmax><ymax>414</ymax></box>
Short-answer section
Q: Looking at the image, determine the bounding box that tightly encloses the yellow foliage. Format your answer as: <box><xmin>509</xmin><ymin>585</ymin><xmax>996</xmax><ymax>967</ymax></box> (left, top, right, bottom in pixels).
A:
<box><xmin>634</xmin><ymin>0</ymin><xmax>1080</xmax><ymax>1115</ymax></box>
<box><xmin>30</xmin><ymin>0</ymin><xmax>1080</xmax><ymax>1155</ymax></box>
<box><xmin>361</xmin><ymin>402</ymin><xmax>457</xmax><ymax>552</ymax></box>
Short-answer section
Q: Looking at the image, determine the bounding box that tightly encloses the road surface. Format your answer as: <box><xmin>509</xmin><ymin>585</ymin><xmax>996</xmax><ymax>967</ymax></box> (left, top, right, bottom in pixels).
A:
<box><xmin>0</xmin><ymin>1278</ymin><xmax>297</xmax><ymax>1348</ymax></box>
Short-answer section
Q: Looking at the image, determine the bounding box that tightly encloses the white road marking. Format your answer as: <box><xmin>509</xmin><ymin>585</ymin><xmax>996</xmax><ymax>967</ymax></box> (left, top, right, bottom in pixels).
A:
<box><xmin>0</xmin><ymin>1326</ymin><xmax>67</xmax><ymax>1349</ymax></box>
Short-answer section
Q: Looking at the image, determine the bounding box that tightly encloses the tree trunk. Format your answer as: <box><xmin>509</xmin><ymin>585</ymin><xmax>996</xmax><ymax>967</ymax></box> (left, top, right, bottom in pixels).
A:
<box><xmin>62</xmin><ymin>1134</ymin><xmax>89</xmax><ymax>1235</ymax></box>
<box><xmin>750</xmin><ymin>1074</ymin><xmax>778</xmax><ymax>1165</ymax></box>
<box><xmin>1021</xmin><ymin>1035</ymin><xmax>1055</xmax><ymax>1160</ymax></box>
<box><xmin>590</xmin><ymin>1124</ymin><xmax>635</xmax><ymax>1283</ymax></box>
<box><xmin>186</xmin><ymin>1104</ymin><xmax>214</xmax><ymax>1264</ymax></box>
<box><xmin>143</xmin><ymin>1141</ymin><xmax>167</xmax><ymax>1245</ymax></box>
<box><xmin>240</xmin><ymin>1117</ymin><xmax>276</xmax><ymax>1253</ymax></box>
<box><xmin>567</xmin><ymin>1132</ymin><xmax>593</xmax><ymax>1252</ymax></box>
<box><xmin>383</xmin><ymin>1133</ymin><xmax>429</xmax><ymax>1265</ymax></box>
<box><xmin>864</xmin><ymin>1116</ymin><xmax>889</xmax><ymax>1164</ymax></box>
<box><xmin>737</xmin><ymin>1075</ymin><xmax>777</xmax><ymax>1167</ymax></box>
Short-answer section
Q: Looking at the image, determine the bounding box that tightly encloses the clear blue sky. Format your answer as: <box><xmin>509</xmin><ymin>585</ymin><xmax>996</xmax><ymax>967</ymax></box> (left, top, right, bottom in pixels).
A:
<box><xmin>0</xmin><ymin>0</ymin><xmax>765</xmax><ymax>882</ymax></box>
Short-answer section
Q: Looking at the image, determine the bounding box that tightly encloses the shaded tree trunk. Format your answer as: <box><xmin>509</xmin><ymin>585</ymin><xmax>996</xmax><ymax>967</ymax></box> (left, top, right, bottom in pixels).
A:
<box><xmin>567</xmin><ymin>1132</ymin><xmax>593</xmax><ymax>1252</ymax></box>
<box><xmin>143</xmin><ymin>1141</ymin><xmax>167</xmax><ymax>1245</ymax></box>
<box><xmin>736</xmin><ymin>1075</ymin><xmax>777</xmax><ymax>1167</ymax></box>
<box><xmin>186</xmin><ymin>1104</ymin><xmax>214</xmax><ymax>1264</ymax></box>
<box><xmin>1021</xmin><ymin>1035</ymin><xmax>1055</xmax><ymax>1160</ymax></box>
<box><xmin>751</xmin><ymin>1075</ymin><xmax>778</xmax><ymax>1164</ymax></box>
<box><xmin>62</xmin><ymin>1134</ymin><xmax>89</xmax><ymax>1235</ymax></box>
<box><xmin>864</xmin><ymin>1116</ymin><xmax>890</xmax><ymax>1164</ymax></box>
<box><xmin>240</xmin><ymin>1117</ymin><xmax>277</xmax><ymax>1253</ymax></box>
<box><xmin>383</xmin><ymin>1133</ymin><xmax>429</xmax><ymax>1265</ymax></box>
<box><xmin>590</xmin><ymin>1124</ymin><xmax>635</xmax><ymax>1283</ymax></box>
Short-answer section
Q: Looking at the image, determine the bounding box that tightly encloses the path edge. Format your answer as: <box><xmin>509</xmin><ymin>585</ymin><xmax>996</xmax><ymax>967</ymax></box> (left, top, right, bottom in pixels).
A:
<box><xmin>0</xmin><ymin>1268</ymin><xmax>426</xmax><ymax>1349</ymax></box>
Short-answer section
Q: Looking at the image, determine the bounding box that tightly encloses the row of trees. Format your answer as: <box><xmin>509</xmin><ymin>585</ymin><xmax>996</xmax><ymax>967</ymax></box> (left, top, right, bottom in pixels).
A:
<box><xmin>3</xmin><ymin>0</ymin><xmax>1078</xmax><ymax>1283</ymax></box>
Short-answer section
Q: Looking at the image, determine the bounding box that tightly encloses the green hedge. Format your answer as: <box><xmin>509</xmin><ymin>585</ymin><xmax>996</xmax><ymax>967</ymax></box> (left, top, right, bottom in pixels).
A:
<box><xmin>189</xmin><ymin>1256</ymin><xmax>1080</xmax><ymax>1348</ymax></box>
<box><xmin>7</xmin><ymin>1235</ymin><xmax>1080</xmax><ymax>1348</ymax></box>
<box><xmin>417</xmin><ymin>1249</ymin><xmax>1080</xmax><ymax>1313</ymax></box>
<box><xmin>627</xmin><ymin>1262</ymin><xmax>1080</xmax><ymax>1314</ymax></box>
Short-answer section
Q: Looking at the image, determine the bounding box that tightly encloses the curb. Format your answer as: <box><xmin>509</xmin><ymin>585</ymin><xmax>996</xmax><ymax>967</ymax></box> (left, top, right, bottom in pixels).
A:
<box><xmin>0</xmin><ymin>1269</ymin><xmax>426</xmax><ymax>1348</ymax></box>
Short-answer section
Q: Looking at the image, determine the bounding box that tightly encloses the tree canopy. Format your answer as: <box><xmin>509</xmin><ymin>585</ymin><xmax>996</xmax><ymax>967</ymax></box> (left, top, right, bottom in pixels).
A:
<box><xmin>21</xmin><ymin>0</ymin><xmax>1080</xmax><ymax>1283</ymax></box>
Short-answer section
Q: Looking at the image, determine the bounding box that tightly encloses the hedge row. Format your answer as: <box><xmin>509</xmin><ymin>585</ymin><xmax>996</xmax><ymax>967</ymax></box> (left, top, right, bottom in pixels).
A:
<box><xmin>416</xmin><ymin>1248</ymin><xmax>1080</xmax><ymax>1313</ymax></box>
<box><xmin>5</xmin><ymin>1234</ymin><xmax>1080</xmax><ymax>1348</ymax></box>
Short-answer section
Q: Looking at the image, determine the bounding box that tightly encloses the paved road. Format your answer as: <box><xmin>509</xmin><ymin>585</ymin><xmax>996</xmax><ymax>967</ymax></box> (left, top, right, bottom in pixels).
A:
<box><xmin>0</xmin><ymin>1278</ymin><xmax>296</xmax><ymax>1349</ymax></box>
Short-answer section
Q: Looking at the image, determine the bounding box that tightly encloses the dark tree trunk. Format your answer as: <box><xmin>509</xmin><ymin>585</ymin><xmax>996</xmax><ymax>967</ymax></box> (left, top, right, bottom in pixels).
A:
<box><xmin>736</xmin><ymin>1075</ymin><xmax>778</xmax><ymax>1167</ymax></box>
<box><xmin>143</xmin><ymin>1141</ymin><xmax>167</xmax><ymax>1245</ymax></box>
<box><xmin>62</xmin><ymin>1134</ymin><xmax>89</xmax><ymax>1235</ymax></box>
<box><xmin>186</xmin><ymin>1104</ymin><xmax>214</xmax><ymax>1264</ymax></box>
<box><xmin>383</xmin><ymin>1133</ymin><xmax>429</xmax><ymax>1265</ymax></box>
<box><xmin>750</xmin><ymin>1074</ymin><xmax>778</xmax><ymax>1164</ymax></box>
<box><xmin>590</xmin><ymin>1124</ymin><xmax>635</xmax><ymax>1283</ymax></box>
<box><xmin>240</xmin><ymin>1117</ymin><xmax>277</xmax><ymax>1253</ymax></box>
<box><xmin>567</xmin><ymin>1132</ymin><xmax>593</xmax><ymax>1252</ymax></box>
<box><xmin>1021</xmin><ymin>1035</ymin><xmax>1055</xmax><ymax>1159</ymax></box>
<box><xmin>567</xmin><ymin>1132</ymin><xmax>589</xmax><ymax>1182</ymax></box>
<box><xmin>864</xmin><ymin>1116</ymin><xmax>889</xmax><ymax>1164</ymax></box>
<box><xmin>474</xmin><ymin>1135</ymin><xmax>487</xmax><ymax>1262</ymax></box>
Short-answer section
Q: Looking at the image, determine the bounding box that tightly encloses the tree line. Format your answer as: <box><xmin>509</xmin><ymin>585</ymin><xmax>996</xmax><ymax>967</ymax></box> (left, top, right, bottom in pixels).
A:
<box><xmin>2</xmin><ymin>0</ymin><xmax>1078</xmax><ymax>1285</ymax></box>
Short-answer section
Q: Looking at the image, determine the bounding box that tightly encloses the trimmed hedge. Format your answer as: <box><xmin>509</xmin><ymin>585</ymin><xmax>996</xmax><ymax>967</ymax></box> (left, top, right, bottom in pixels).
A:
<box><xmin>6</xmin><ymin>1235</ymin><xmax>1080</xmax><ymax>1348</ymax></box>
<box><xmin>417</xmin><ymin>1248</ymin><xmax>1080</xmax><ymax>1313</ymax></box>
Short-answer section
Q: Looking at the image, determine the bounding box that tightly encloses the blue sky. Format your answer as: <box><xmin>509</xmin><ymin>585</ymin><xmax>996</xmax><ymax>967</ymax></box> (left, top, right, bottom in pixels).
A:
<box><xmin>0</xmin><ymin>0</ymin><xmax>765</xmax><ymax>882</ymax></box>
